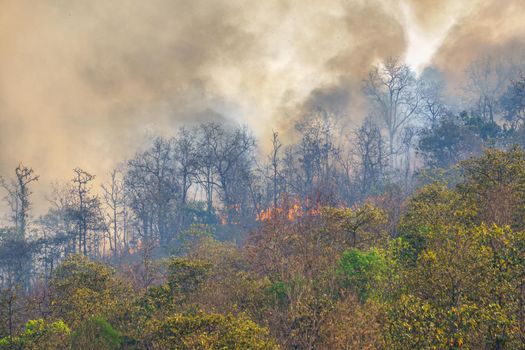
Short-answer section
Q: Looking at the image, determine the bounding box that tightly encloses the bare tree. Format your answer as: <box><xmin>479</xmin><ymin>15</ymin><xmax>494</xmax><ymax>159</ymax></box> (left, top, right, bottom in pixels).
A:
<box><xmin>354</xmin><ymin>118</ymin><xmax>386</xmax><ymax>200</ymax></box>
<box><xmin>269</xmin><ymin>131</ymin><xmax>282</xmax><ymax>208</ymax></box>
<box><xmin>126</xmin><ymin>137</ymin><xmax>179</xmax><ymax>246</ymax></box>
<box><xmin>295</xmin><ymin>111</ymin><xmax>339</xmax><ymax>207</ymax></box>
<box><xmin>501</xmin><ymin>74</ymin><xmax>525</xmax><ymax>126</ymax></box>
<box><xmin>400</xmin><ymin>126</ymin><xmax>417</xmax><ymax>191</ymax></box>
<box><xmin>174</xmin><ymin>128</ymin><xmax>198</xmax><ymax>228</ymax></box>
<box><xmin>40</xmin><ymin>182</ymin><xmax>78</xmax><ymax>260</ymax></box>
<box><xmin>213</xmin><ymin>125</ymin><xmax>255</xmax><ymax>224</ymax></box>
<box><xmin>71</xmin><ymin>168</ymin><xmax>96</xmax><ymax>256</ymax></box>
<box><xmin>0</xmin><ymin>164</ymin><xmax>39</xmax><ymax>237</ymax></box>
<box><xmin>419</xmin><ymin>78</ymin><xmax>448</xmax><ymax>127</ymax></box>
<box><xmin>196</xmin><ymin>123</ymin><xmax>220</xmax><ymax>215</ymax></box>
<box><xmin>464</xmin><ymin>55</ymin><xmax>519</xmax><ymax>122</ymax></box>
<box><xmin>0</xmin><ymin>164</ymin><xmax>39</xmax><ymax>291</ymax></box>
<box><xmin>334</xmin><ymin>136</ymin><xmax>355</xmax><ymax>206</ymax></box>
<box><xmin>281</xmin><ymin>147</ymin><xmax>299</xmax><ymax>200</ymax></box>
<box><xmin>195</xmin><ymin>122</ymin><xmax>256</xmax><ymax>224</ymax></box>
<box><xmin>364</xmin><ymin>57</ymin><xmax>420</xmax><ymax>166</ymax></box>
<box><xmin>101</xmin><ymin>168</ymin><xmax>127</xmax><ymax>259</ymax></box>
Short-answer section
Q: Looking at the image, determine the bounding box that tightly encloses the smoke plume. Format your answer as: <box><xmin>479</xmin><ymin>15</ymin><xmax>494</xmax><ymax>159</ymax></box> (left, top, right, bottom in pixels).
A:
<box><xmin>1</xmin><ymin>0</ymin><xmax>524</xmax><ymax>212</ymax></box>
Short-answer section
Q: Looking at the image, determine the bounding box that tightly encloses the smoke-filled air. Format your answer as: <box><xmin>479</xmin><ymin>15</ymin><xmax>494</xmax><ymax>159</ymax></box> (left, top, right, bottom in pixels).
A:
<box><xmin>2</xmin><ymin>0</ymin><xmax>525</xmax><ymax>348</ymax></box>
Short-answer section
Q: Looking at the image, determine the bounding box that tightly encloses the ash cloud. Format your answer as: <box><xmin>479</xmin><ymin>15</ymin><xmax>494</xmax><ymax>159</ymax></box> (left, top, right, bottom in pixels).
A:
<box><xmin>432</xmin><ymin>0</ymin><xmax>525</xmax><ymax>87</ymax></box>
<box><xmin>0</xmin><ymin>0</ymin><xmax>524</xmax><ymax>212</ymax></box>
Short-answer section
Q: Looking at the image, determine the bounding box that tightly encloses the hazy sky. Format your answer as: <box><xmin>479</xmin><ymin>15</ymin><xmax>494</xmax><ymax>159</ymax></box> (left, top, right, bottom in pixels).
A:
<box><xmin>1</xmin><ymin>0</ymin><xmax>525</xmax><ymax>210</ymax></box>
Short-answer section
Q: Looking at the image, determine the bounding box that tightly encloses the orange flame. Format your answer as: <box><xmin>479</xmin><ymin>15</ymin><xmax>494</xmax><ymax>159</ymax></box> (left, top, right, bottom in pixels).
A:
<box><xmin>256</xmin><ymin>200</ymin><xmax>320</xmax><ymax>222</ymax></box>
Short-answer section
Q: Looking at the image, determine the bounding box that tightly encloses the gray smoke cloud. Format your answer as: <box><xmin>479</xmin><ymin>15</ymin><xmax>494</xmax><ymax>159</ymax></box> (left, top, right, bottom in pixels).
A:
<box><xmin>0</xmin><ymin>0</ymin><xmax>524</xmax><ymax>213</ymax></box>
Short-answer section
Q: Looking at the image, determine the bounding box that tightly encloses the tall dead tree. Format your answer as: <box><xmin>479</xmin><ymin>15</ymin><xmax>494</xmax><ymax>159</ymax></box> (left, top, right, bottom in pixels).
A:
<box><xmin>464</xmin><ymin>55</ymin><xmax>515</xmax><ymax>122</ymax></box>
<box><xmin>72</xmin><ymin>168</ymin><xmax>95</xmax><ymax>256</ymax></box>
<box><xmin>355</xmin><ymin>118</ymin><xmax>386</xmax><ymax>200</ymax></box>
<box><xmin>295</xmin><ymin>112</ymin><xmax>339</xmax><ymax>207</ymax></box>
<box><xmin>269</xmin><ymin>131</ymin><xmax>282</xmax><ymax>209</ymax></box>
<box><xmin>0</xmin><ymin>164</ymin><xmax>38</xmax><ymax>291</ymax></box>
<box><xmin>196</xmin><ymin>123</ymin><xmax>220</xmax><ymax>215</ymax></box>
<box><xmin>213</xmin><ymin>125</ymin><xmax>255</xmax><ymax>224</ymax></box>
<box><xmin>101</xmin><ymin>168</ymin><xmax>127</xmax><ymax>259</ymax></box>
<box><xmin>0</xmin><ymin>164</ymin><xmax>39</xmax><ymax>237</ymax></box>
<box><xmin>364</xmin><ymin>57</ymin><xmax>420</xmax><ymax>167</ymax></box>
<box><xmin>400</xmin><ymin>126</ymin><xmax>416</xmax><ymax>192</ymax></box>
<box><xmin>174</xmin><ymin>128</ymin><xmax>198</xmax><ymax>229</ymax></box>
<box><xmin>419</xmin><ymin>78</ymin><xmax>448</xmax><ymax>127</ymax></box>
<box><xmin>126</xmin><ymin>137</ymin><xmax>179</xmax><ymax>246</ymax></box>
<box><xmin>195</xmin><ymin>122</ymin><xmax>256</xmax><ymax>224</ymax></box>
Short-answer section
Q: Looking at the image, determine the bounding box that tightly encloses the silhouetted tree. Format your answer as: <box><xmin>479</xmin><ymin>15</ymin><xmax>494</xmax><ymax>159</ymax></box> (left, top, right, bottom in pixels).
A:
<box><xmin>364</xmin><ymin>57</ymin><xmax>420</xmax><ymax>166</ymax></box>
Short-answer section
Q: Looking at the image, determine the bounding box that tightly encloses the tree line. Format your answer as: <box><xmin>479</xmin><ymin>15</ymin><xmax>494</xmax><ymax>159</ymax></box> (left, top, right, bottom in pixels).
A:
<box><xmin>1</xmin><ymin>55</ymin><xmax>525</xmax><ymax>348</ymax></box>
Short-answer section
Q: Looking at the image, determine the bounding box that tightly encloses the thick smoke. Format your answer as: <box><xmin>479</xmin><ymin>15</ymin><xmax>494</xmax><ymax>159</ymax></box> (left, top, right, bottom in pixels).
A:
<box><xmin>0</xmin><ymin>0</ymin><xmax>524</xmax><ymax>213</ymax></box>
<box><xmin>433</xmin><ymin>0</ymin><xmax>525</xmax><ymax>87</ymax></box>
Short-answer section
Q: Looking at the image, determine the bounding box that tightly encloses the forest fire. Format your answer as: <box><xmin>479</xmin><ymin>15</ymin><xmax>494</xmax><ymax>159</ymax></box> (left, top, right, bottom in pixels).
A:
<box><xmin>216</xmin><ymin>202</ymin><xmax>314</xmax><ymax>225</ymax></box>
<box><xmin>219</xmin><ymin>204</ymin><xmax>242</xmax><ymax>225</ymax></box>
<box><xmin>256</xmin><ymin>202</ymin><xmax>321</xmax><ymax>222</ymax></box>
<box><xmin>2</xmin><ymin>1</ymin><xmax>525</xmax><ymax>348</ymax></box>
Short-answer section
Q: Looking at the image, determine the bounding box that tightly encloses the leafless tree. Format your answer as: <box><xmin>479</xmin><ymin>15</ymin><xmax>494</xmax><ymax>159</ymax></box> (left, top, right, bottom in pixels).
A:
<box><xmin>101</xmin><ymin>168</ymin><xmax>127</xmax><ymax>259</ymax></box>
<box><xmin>174</xmin><ymin>128</ymin><xmax>199</xmax><ymax>229</ymax></box>
<box><xmin>354</xmin><ymin>118</ymin><xmax>386</xmax><ymax>200</ymax></box>
<box><xmin>400</xmin><ymin>126</ymin><xmax>417</xmax><ymax>191</ymax></box>
<box><xmin>196</xmin><ymin>123</ymin><xmax>220</xmax><ymax>215</ymax></box>
<box><xmin>126</xmin><ymin>137</ymin><xmax>179</xmax><ymax>246</ymax></box>
<box><xmin>194</xmin><ymin>122</ymin><xmax>256</xmax><ymax>224</ymax></box>
<box><xmin>269</xmin><ymin>131</ymin><xmax>282</xmax><ymax>208</ymax></box>
<box><xmin>0</xmin><ymin>165</ymin><xmax>39</xmax><ymax>289</ymax></box>
<box><xmin>464</xmin><ymin>55</ymin><xmax>519</xmax><ymax>122</ymax></box>
<box><xmin>295</xmin><ymin>111</ymin><xmax>339</xmax><ymax>207</ymax></box>
<box><xmin>71</xmin><ymin>168</ymin><xmax>101</xmax><ymax>256</ymax></box>
<box><xmin>419</xmin><ymin>78</ymin><xmax>448</xmax><ymax>127</ymax></box>
<box><xmin>364</xmin><ymin>57</ymin><xmax>420</xmax><ymax>166</ymax></box>
<box><xmin>214</xmin><ymin>125</ymin><xmax>255</xmax><ymax>223</ymax></box>
<box><xmin>0</xmin><ymin>164</ymin><xmax>39</xmax><ymax>237</ymax></box>
<box><xmin>501</xmin><ymin>74</ymin><xmax>525</xmax><ymax>126</ymax></box>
